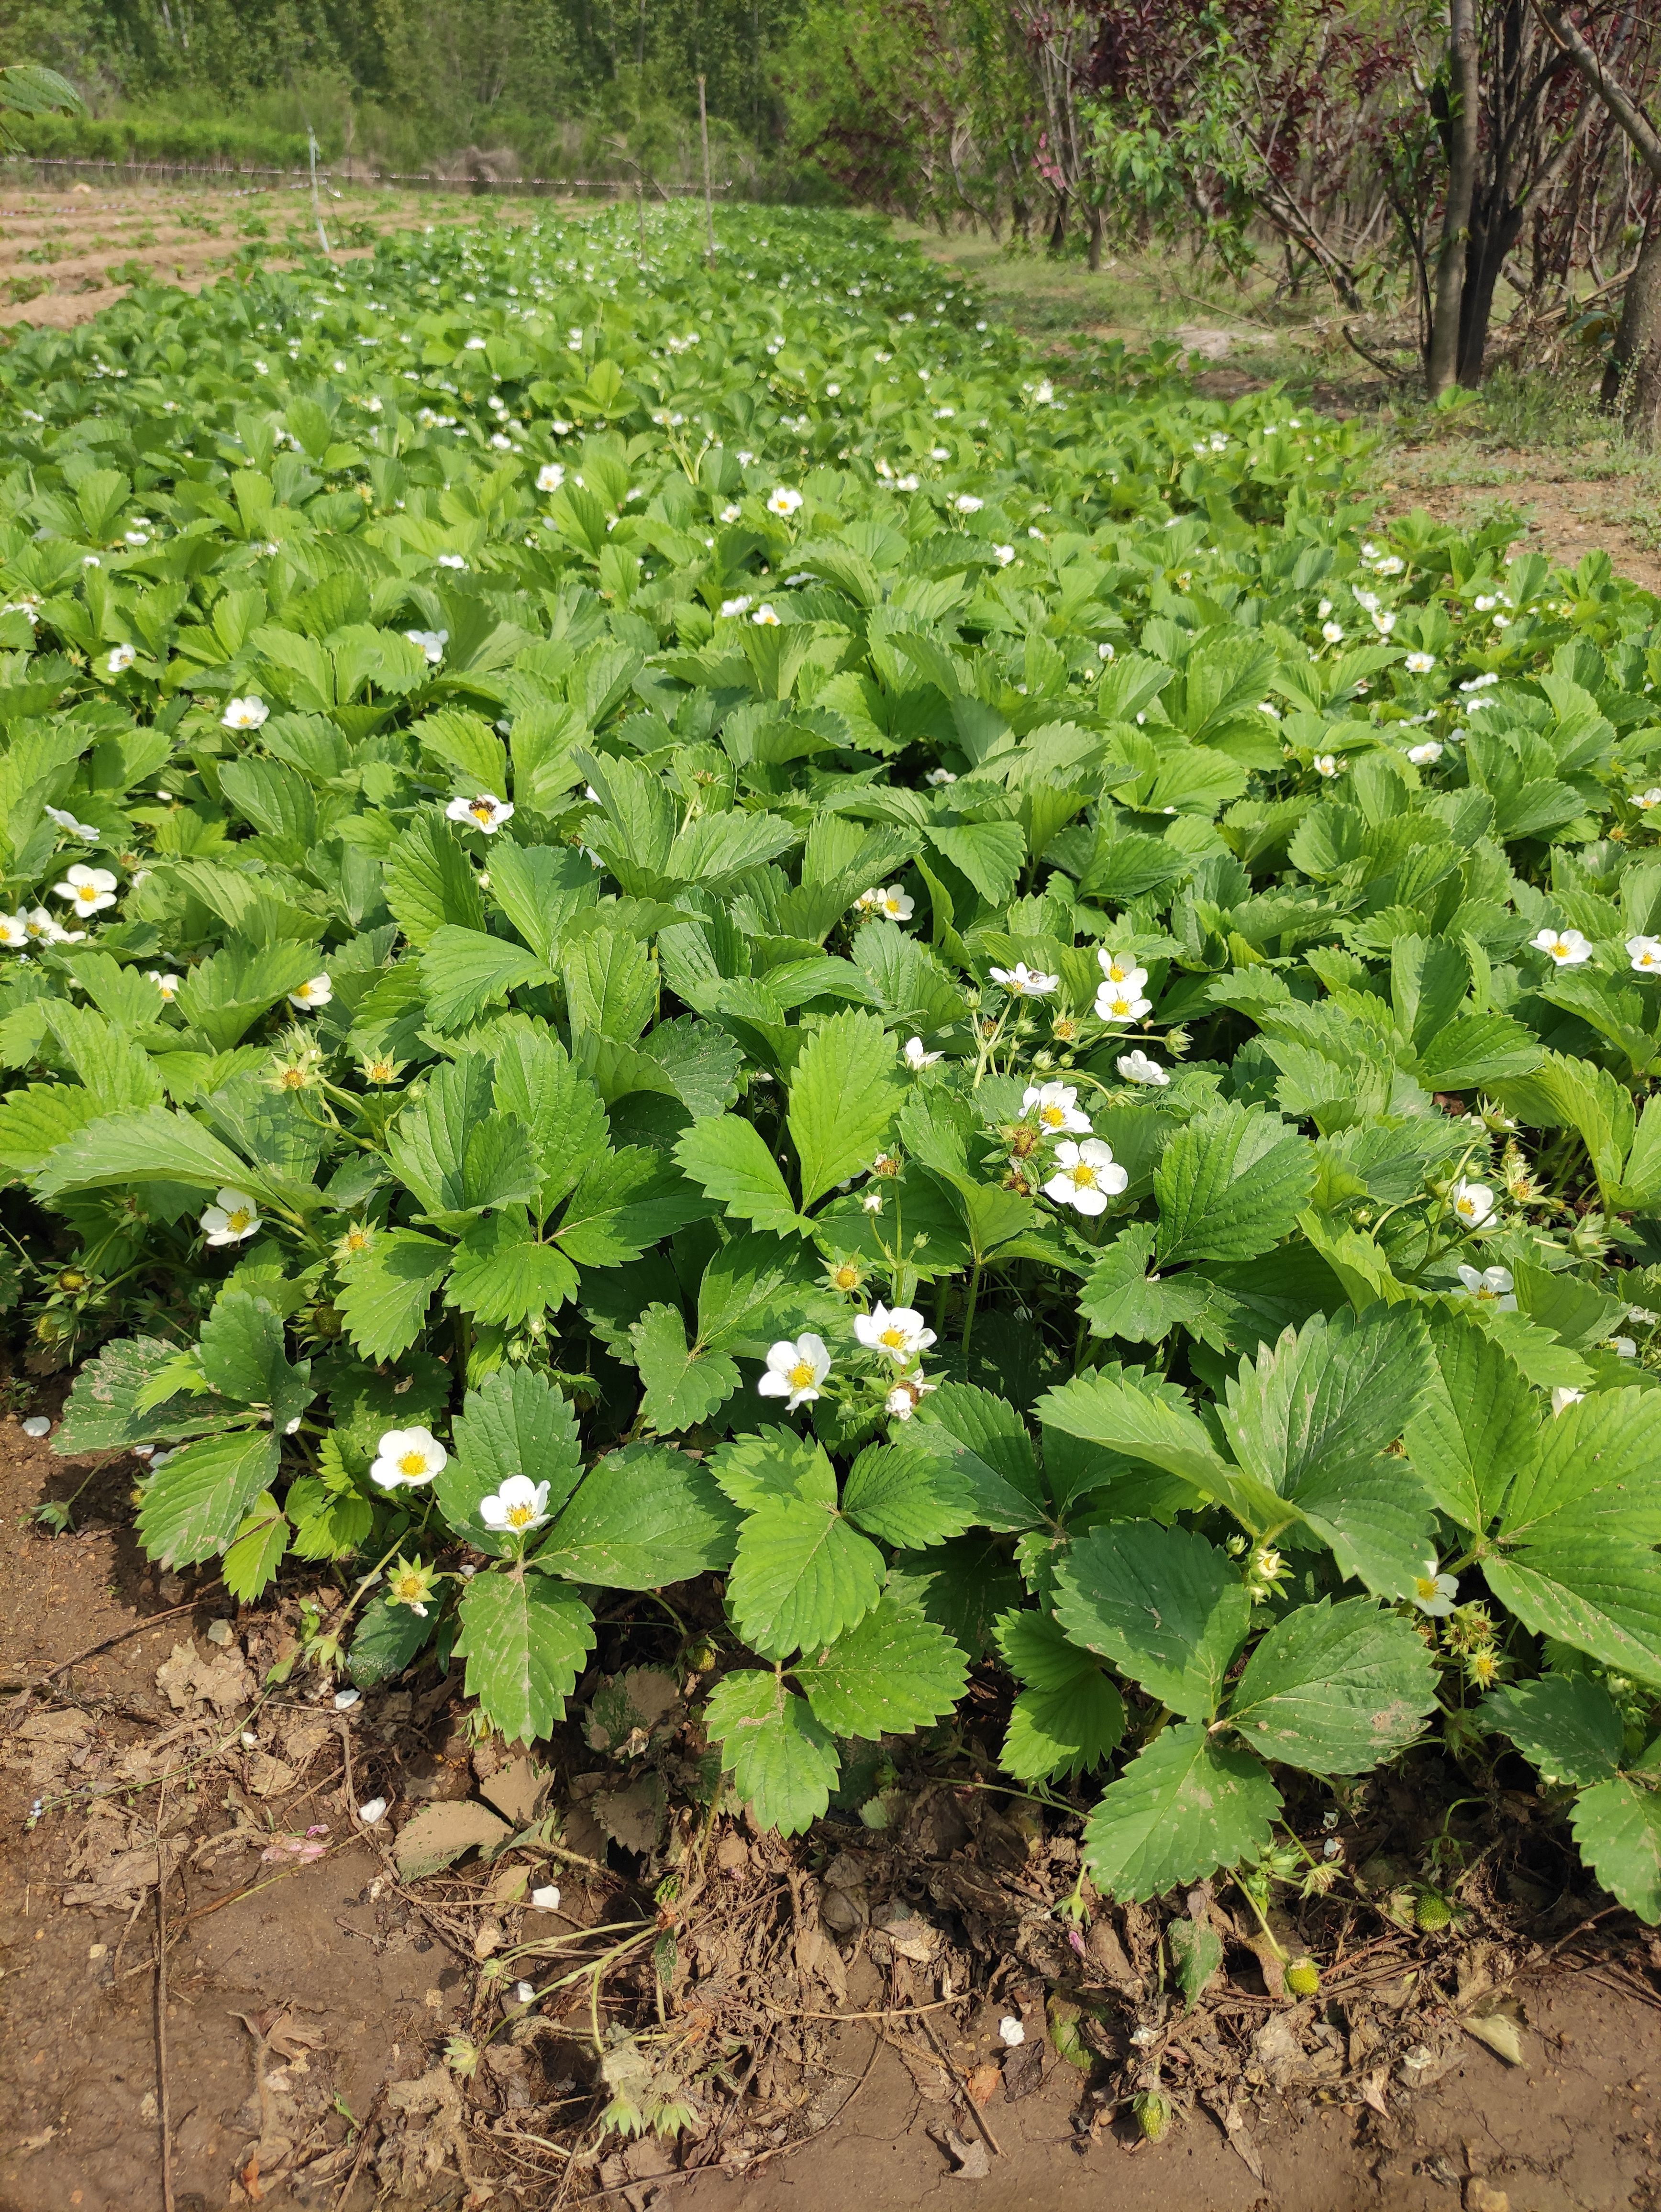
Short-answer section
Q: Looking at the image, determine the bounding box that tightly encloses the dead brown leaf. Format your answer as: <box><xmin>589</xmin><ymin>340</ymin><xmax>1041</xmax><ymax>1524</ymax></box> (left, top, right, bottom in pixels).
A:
<box><xmin>155</xmin><ymin>1639</ymin><xmax>254</xmax><ymax>1713</ymax></box>
<box><xmin>392</xmin><ymin>1799</ymin><xmax>511</xmax><ymax>1881</ymax></box>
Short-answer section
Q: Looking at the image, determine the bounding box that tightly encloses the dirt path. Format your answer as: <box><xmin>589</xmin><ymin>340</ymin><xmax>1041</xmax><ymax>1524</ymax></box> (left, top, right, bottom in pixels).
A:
<box><xmin>3</xmin><ymin>1412</ymin><xmax>1660</xmax><ymax>2211</ymax></box>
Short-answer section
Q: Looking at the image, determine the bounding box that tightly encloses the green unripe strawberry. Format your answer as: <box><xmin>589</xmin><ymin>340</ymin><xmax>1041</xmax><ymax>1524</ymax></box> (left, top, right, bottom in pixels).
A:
<box><xmin>1132</xmin><ymin>2089</ymin><xmax>1173</xmax><ymax>2142</ymax></box>
<box><xmin>1416</xmin><ymin>1889</ymin><xmax>1454</xmax><ymax>1931</ymax></box>
<box><xmin>1285</xmin><ymin>1956</ymin><xmax>1320</xmax><ymax>1996</ymax></box>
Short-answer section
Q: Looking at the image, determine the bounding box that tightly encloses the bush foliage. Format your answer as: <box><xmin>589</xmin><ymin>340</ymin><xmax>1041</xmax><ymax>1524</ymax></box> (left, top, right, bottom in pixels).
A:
<box><xmin>0</xmin><ymin>205</ymin><xmax>1659</xmax><ymax>1916</ymax></box>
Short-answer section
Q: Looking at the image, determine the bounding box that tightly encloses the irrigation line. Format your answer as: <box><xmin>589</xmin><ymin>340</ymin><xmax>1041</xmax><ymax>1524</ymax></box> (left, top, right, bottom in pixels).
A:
<box><xmin>2</xmin><ymin>155</ymin><xmax>735</xmax><ymax>198</ymax></box>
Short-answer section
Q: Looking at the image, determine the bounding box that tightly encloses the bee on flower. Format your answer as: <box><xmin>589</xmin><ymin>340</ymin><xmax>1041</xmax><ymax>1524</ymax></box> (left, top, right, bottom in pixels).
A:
<box><xmin>990</xmin><ymin>962</ymin><xmax>1059</xmax><ymax>998</ymax></box>
<box><xmin>1022</xmin><ymin>1081</ymin><xmax>1091</xmax><ymax>1136</ymax></box>
<box><xmin>446</xmin><ymin>792</ymin><xmax>514</xmax><ymax>834</ymax></box>
<box><xmin>105</xmin><ymin>642</ymin><xmax>136</xmax><ymax>675</ymax></box>
<box><xmin>1044</xmin><ymin>1138</ymin><xmax>1128</xmax><ymax>1216</ymax></box>
<box><xmin>757</xmin><ymin>1334</ymin><xmax>831</xmax><ymax>1410</ymax></box>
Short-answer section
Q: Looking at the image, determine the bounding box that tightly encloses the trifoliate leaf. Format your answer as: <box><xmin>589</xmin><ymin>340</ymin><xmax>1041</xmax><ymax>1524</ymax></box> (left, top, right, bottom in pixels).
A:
<box><xmin>385</xmin><ymin>1056</ymin><xmax>538</xmax><ymax>1218</ymax></box>
<box><xmin>1496</xmin><ymin>1386</ymin><xmax>1661</xmax><ymax>1548</ymax></box>
<box><xmin>1224</xmin><ymin>1598</ymin><xmax>1438</xmax><ymax>1772</ymax></box>
<box><xmin>709</xmin><ymin>1427</ymin><xmax>834</xmax><ymax>1510</ymax></box>
<box><xmin>454</xmin><ymin>1569</ymin><xmax>596</xmax><ymax>1745</ymax></box>
<box><xmin>888</xmin><ymin>1535</ymin><xmax>1025</xmax><ymax>1661</ymax></box>
<box><xmin>136</xmin><ymin>1427</ymin><xmax>279</xmax><ymax>1568</ymax></box>
<box><xmin>1485</xmin><ymin>1543</ymin><xmax>1661</xmax><ymax>1689</ymax></box>
<box><xmin>347</xmin><ymin>1589</ymin><xmax>436</xmax><ymax>1687</ymax></box>
<box><xmin>198</xmin><ymin>1289</ymin><xmax>312</xmax><ymax>1427</ymax></box>
<box><xmin>993</xmin><ymin>1608</ymin><xmax>1125</xmax><ymax>1781</ymax></box>
<box><xmin>1084</xmin><ymin>1722</ymin><xmax>1281</xmax><ymax>1901</ymax></box>
<box><xmin>1152</xmin><ymin>1102</ymin><xmax>1316</xmax><ymax>1267</ymax></box>
<box><xmin>419</xmin><ymin>924</ymin><xmax>543</xmax><ymax>1031</ymax></box>
<box><xmin>1052</xmin><ymin>1521</ymin><xmax>1250</xmax><ymax>1721</ymax></box>
<box><xmin>705</xmin><ymin>1670</ymin><xmax>839</xmax><ymax>1836</ymax></box>
<box><xmin>556</xmin><ymin>1144</ymin><xmax>710</xmax><ymax>1263</ymax></box>
<box><xmin>57</xmin><ymin>1333</ymin><xmax>230</xmax><ymax>1451</ymax></box>
<box><xmin>32</xmin><ymin>1103</ymin><xmax>265</xmax><ymax>1202</ymax></box>
<box><xmin>383</xmin><ymin>812</ymin><xmax>486</xmax><ymax>947</ymax></box>
<box><xmin>1168</xmin><ymin>1917</ymin><xmax>1224</xmax><ymax>2008</ymax></box>
<box><xmin>909</xmin><ymin>1382</ymin><xmax>1046</xmax><ymax>1530</ymax></box>
<box><xmin>794</xmin><ymin>1596</ymin><xmax>967</xmax><ymax>1737</ymax></box>
<box><xmin>1482</xmin><ymin>1674</ymin><xmax>1625</xmax><ymax>1788</ymax></box>
<box><xmin>728</xmin><ymin>1493</ymin><xmax>885</xmax><ymax>1660</ymax></box>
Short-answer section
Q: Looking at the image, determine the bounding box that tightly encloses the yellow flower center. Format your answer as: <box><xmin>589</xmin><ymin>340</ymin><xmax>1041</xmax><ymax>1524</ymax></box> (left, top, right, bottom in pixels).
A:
<box><xmin>470</xmin><ymin>802</ymin><xmax>494</xmax><ymax>822</ymax></box>
<box><xmin>1456</xmin><ymin>1197</ymin><xmax>1474</xmax><ymax>1216</ymax></box>
<box><xmin>1107</xmin><ymin>960</ymin><xmax>1128</xmax><ymax>979</ymax></box>
<box><xmin>879</xmin><ymin>1327</ymin><xmax>907</xmax><ymax>1349</ymax></box>
<box><xmin>392</xmin><ymin>1574</ymin><xmax>422</xmax><ymax>1602</ymax></box>
<box><xmin>506</xmin><ymin>1503</ymin><xmax>536</xmax><ymax>1527</ymax></box>
<box><xmin>1070</xmin><ymin>1164</ymin><xmax>1098</xmax><ymax>1189</ymax></box>
<box><xmin>1414</xmin><ymin>1576</ymin><xmax>1440</xmax><ymax>1601</ymax></box>
<box><xmin>787</xmin><ymin>1361</ymin><xmax>817</xmax><ymax>1390</ymax></box>
<box><xmin>398</xmin><ymin>1449</ymin><xmax>428</xmax><ymax>1477</ymax></box>
<box><xmin>77</xmin><ymin>885</ymin><xmax>97</xmax><ymax>904</ymax></box>
<box><xmin>345</xmin><ymin>1228</ymin><xmax>370</xmax><ymax>1252</ymax></box>
<box><xmin>1040</xmin><ymin>1105</ymin><xmax>1063</xmax><ymax>1127</ymax></box>
<box><xmin>832</xmin><ymin>1266</ymin><xmax>858</xmax><ymax>1290</ymax></box>
<box><xmin>225</xmin><ymin>1208</ymin><xmax>252</xmax><ymax>1233</ymax></box>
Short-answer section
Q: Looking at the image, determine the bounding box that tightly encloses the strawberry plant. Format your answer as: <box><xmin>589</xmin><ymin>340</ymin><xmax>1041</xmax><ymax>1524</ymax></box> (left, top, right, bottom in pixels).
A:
<box><xmin>0</xmin><ymin>204</ymin><xmax>1657</xmax><ymax>1917</ymax></box>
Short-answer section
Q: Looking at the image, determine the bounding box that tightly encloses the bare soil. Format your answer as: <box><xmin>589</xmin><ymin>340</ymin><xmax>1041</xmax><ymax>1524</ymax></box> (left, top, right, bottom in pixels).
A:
<box><xmin>0</xmin><ymin>181</ymin><xmax>542</xmax><ymax>332</ymax></box>
<box><xmin>4</xmin><ymin>1413</ymin><xmax>1661</xmax><ymax>2212</ymax></box>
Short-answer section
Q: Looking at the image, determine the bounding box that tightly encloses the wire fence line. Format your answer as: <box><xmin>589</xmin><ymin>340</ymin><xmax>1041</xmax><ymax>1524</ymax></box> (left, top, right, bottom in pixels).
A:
<box><xmin>0</xmin><ymin>155</ymin><xmax>736</xmax><ymax>199</ymax></box>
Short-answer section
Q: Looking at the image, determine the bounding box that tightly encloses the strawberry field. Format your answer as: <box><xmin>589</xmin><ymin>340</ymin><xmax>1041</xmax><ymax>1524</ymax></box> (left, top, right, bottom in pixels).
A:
<box><xmin>4</xmin><ymin>195</ymin><xmax>1661</xmax><ymax>1998</ymax></box>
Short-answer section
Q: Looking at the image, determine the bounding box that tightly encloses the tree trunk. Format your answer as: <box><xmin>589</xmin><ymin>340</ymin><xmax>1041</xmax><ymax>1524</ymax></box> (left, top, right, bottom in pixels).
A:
<box><xmin>1087</xmin><ymin>201</ymin><xmax>1104</xmax><ymax>270</ymax></box>
<box><xmin>1428</xmin><ymin>0</ymin><xmax>1481</xmax><ymax>395</ymax></box>
<box><xmin>1048</xmin><ymin>194</ymin><xmax>1068</xmax><ymax>254</ymax></box>
<box><xmin>1457</xmin><ymin>194</ymin><xmax>1527</xmax><ymax>384</ymax></box>
<box><xmin>1604</xmin><ymin>201</ymin><xmax>1661</xmax><ymax>442</ymax></box>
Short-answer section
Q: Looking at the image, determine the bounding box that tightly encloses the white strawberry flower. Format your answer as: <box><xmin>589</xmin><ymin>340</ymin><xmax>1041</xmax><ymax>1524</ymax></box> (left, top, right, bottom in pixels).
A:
<box><xmin>993</xmin><ymin>544</ymin><xmax>1015</xmax><ymax>565</ymax></box>
<box><xmin>954</xmin><ymin>494</ymin><xmax>984</xmax><ymax>513</ymax></box>
<box><xmin>54</xmin><ymin>863</ymin><xmax>118</xmax><ymax>915</ymax></box>
<box><xmin>1410</xmin><ymin>1559</ymin><xmax>1458</xmax><ymax>1617</ymax></box>
<box><xmin>1097</xmin><ymin>949</ymin><xmax>1147</xmax><ymax>990</ymax></box>
<box><xmin>1450</xmin><ymin>1179</ymin><xmax>1495</xmax><ymax>1228</ymax></box>
<box><xmin>757</xmin><ymin>1334</ymin><xmax>831</xmax><ymax>1410</ymax></box>
<box><xmin>201</xmin><ymin>1187</ymin><xmax>262</xmax><ymax>1246</ymax></box>
<box><xmin>925</xmin><ymin>767</ymin><xmax>957</xmax><ymax>785</ymax></box>
<box><xmin>446</xmin><ymin>793</ymin><xmax>514</xmax><ymax>834</ymax></box>
<box><xmin>537</xmin><ymin>462</ymin><xmax>565</xmax><ymax>492</ymax></box>
<box><xmin>106</xmin><ymin>642</ymin><xmax>136</xmax><ymax>674</ymax></box>
<box><xmin>1456</xmin><ymin>1262</ymin><xmax>1516</xmax><ymax>1310</ymax></box>
<box><xmin>904</xmin><ymin>1036</ymin><xmax>943</xmax><ymax>1069</ymax></box>
<box><xmin>1022</xmin><ymin>1081</ymin><xmax>1091</xmax><ymax>1135</ymax></box>
<box><xmin>1406</xmin><ymin>741</ymin><xmax>1442</xmax><ymax>765</ymax></box>
<box><xmin>1404</xmin><ymin>651</ymin><xmax>1436</xmax><ymax>674</ymax></box>
<box><xmin>221</xmin><ymin>696</ymin><xmax>269</xmax><ymax>730</ymax></box>
<box><xmin>1631</xmin><ymin>789</ymin><xmax>1661</xmax><ymax>811</ymax></box>
<box><xmin>1044</xmin><ymin>1138</ymin><xmax>1128</xmax><ymax>1217</ymax></box>
<box><xmin>1095</xmin><ymin>979</ymin><xmax>1152</xmax><ymax>1023</ymax></box>
<box><xmin>1313</xmin><ymin>753</ymin><xmax>1341</xmax><ymax>777</ymax></box>
<box><xmin>45</xmin><ymin>805</ymin><xmax>99</xmax><ymax>839</ymax></box>
<box><xmin>854</xmin><ymin>1303</ymin><xmax>937</xmax><ymax>1364</ymax></box>
<box><xmin>0</xmin><ymin>912</ymin><xmax>27</xmax><ymax>949</ymax></box>
<box><xmin>24</xmin><ymin>906</ymin><xmax>70</xmax><ymax>944</ymax></box>
<box><xmin>751</xmin><ymin>603</ymin><xmax>780</xmax><ymax>626</ymax></box>
<box><xmin>479</xmin><ymin>1474</ymin><xmax>553</xmax><ymax>1535</ymax></box>
<box><xmin>370</xmin><ymin>1426</ymin><xmax>448</xmax><ymax>1489</ymax></box>
<box><xmin>866</xmin><ymin>885</ymin><xmax>915</xmax><ymax>922</ymax></box>
<box><xmin>720</xmin><ymin>502</ymin><xmax>742</xmax><ymax>523</ymax></box>
<box><xmin>719</xmin><ymin>595</ymin><xmax>752</xmax><ymax>618</ymax></box>
<box><xmin>1117</xmin><ymin>1049</ymin><xmax>1169</xmax><ymax>1087</ymax></box>
<box><xmin>1532</xmin><ymin>927</ymin><xmax>1591</xmax><ymax>967</ymax></box>
<box><xmin>1321</xmin><ymin>621</ymin><xmax>1344</xmax><ymax>643</ymax></box>
<box><xmin>766</xmin><ymin>487</ymin><xmax>803</xmax><ymax>516</ymax></box>
<box><xmin>990</xmin><ymin>962</ymin><xmax>1058</xmax><ymax>998</ymax></box>
<box><xmin>1628</xmin><ymin>935</ymin><xmax>1661</xmax><ymax>974</ymax></box>
<box><xmin>1550</xmin><ymin>1386</ymin><xmax>1584</xmax><ymax>1416</ymax></box>
<box><xmin>147</xmin><ymin>970</ymin><xmax>181</xmax><ymax>1001</ymax></box>
<box><xmin>886</xmin><ymin>1375</ymin><xmax>937</xmax><ymax>1420</ymax></box>
<box><xmin>404</xmin><ymin>628</ymin><xmax>448</xmax><ymax>664</ymax></box>
<box><xmin>288</xmin><ymin>974</ymin><xmax>332</xmax><ymax>1011</ymax></box>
